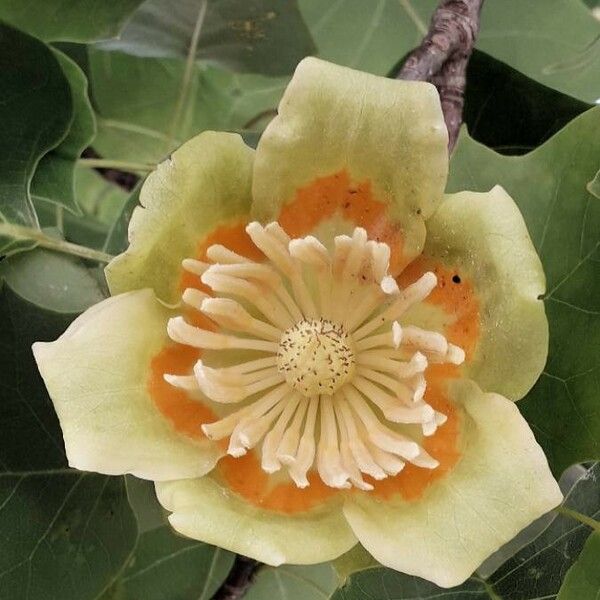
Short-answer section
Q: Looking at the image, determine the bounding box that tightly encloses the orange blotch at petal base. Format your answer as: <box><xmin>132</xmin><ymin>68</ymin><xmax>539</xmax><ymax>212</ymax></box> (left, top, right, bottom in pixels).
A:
<box><xmin>278</xmin><ymin>170</ymin><xmax>406</xmax><ymax>274</ymax></box>
<box><xmin>147</xmin><ymin>174</ymin><xmax>483</xmax><ymax>514</ymax></box>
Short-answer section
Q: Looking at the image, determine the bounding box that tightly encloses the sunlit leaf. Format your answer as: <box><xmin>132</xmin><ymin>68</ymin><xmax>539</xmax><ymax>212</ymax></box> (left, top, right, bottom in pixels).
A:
<box><xmin>299</xmin><ymin>0</ymin><xmax>600</xmax><ymax>102</ymax></box>
<box><xmin>0</xmin><ymin>285</ymin><xmax>137</xmax><ymax>600</ymax></box>
<box><xmin>558</xmin><ymin>531</ymin><xmax>600</xmax><ymax>599</ymax></box>
<box><xmin>0</xmin><ymin>0</ymin><xmax>144</xmax><ymax>43</ymax></box>
<box><xmin>0</xmin><ymin>24</ymin><xmax>72</xmax><ymax>254</ymax></box>
<box><xmin>100</xmin><ymin>525</ymin><xmax>234</xmax><ymax>600</ymax></box>
<box><xmin>245</xmin><ymin>563</ymin><xmax>337</xmax><ymax>600</ymax></box>
<box><xmin>448</xmin><ymin>107</ymin><xmax>600</xmax><ymax>474</ymax></box>
<box><xmin>0</xmin><ymin>245</ymin><xmax>105</xmax><ymax>313</ymax></box>
<box><xmin>31</xmin><ymin>50</ymin><xmax>97</xmax><ymax>214</ymax></box>
<box><xmin>98</xmin><ymin>0</ymin><xmax>315</xmax><ymax>76</ymax></box>
<box><xmin>89</xmin><ymin>49</ymin><xmax>286</xmax><ymax>163</ymax></box>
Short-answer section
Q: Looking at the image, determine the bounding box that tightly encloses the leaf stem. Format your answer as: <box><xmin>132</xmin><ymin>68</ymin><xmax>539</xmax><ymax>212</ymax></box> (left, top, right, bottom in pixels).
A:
<box><xmin>0</xmin><ymin>223</ymin><xmax>115</xmax><ymax>263</ymax></box>
<box><xmin>557</xmin><ymin>506</ymin><xmax>600</xmax><ymax>532</ymax></box>
<box><xmin>166</xmin><ymin>0</ymin><xmax>208</xmax><ymax>151</ymax></box>
<box><xmin>55</xmin><ymin>205</ymin><xmax>64</xmax><ymax>232</ymax></box>
<box><xmin>78</xmin><ymin>158</ymin><xmax>155</xmax><ymax>173</ymax></box>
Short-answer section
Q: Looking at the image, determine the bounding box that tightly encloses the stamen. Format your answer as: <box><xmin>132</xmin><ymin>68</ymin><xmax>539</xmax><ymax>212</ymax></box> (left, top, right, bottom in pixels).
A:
<box><xmin>201</xmin><ymin>271</ymin><xmax>293</xmax><ymax>330</ymax></box>
<box><xmin>205</xmin><ymin>244</ymin><xmax>252</xmax><ymax>264</ymax></box>
<box><xmin>316</xmin><ymin>396</ymin><xmax>351</xmax><ymax>489</ymax></box>
<box><xmin>200</xmin><ymin>297</ymin><xmax>281</xmax><ymax>341</ymax></box>
<box><xmin>287</xmin><ymin>396</ymin><xmax>319</xmax><ymax>488</ymax></box>
<box><xmin>354</xmin><ymin>271</ymin><xmax>438</xmax><ymax>340</ymax></box>
<box><xmin>194</xmin><ymin>362</ymin><xmax>283</xmax><ymax>403</ymax></box>
<box><xmin>168</xmin><ymin>224</ymin><xmax>463</xmax><ymax>490</ymax></box>
<box><xmin>182</xmin><ymin>288</ymin><xmax>210</xmax><ymax>311</ymax></box>
<box><xmin>182</xmin><ymin>258</ymin><xmax>209</xmax><ymax>276</ymax></box>
<box><xmin>167</xmin><ymin>317</ymin><xmax>278</xmax><ymax>352</ymax></box>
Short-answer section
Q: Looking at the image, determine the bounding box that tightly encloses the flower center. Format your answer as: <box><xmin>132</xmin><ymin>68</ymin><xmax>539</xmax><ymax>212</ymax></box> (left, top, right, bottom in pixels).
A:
<box><xmin>165</xmin><ymin>222</ymin><xmax>465</xmax><ymax>491</ymax></box>
<box><xmin>277</xmin><ymin>318</ymin><xmax>355</xmax><ymax>397</ymax></box>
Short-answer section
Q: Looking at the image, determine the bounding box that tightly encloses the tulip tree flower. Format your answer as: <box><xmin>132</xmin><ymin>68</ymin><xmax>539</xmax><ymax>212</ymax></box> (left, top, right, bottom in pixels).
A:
<box><xmin>33</xmin><ymin>58</ymin><xmax>562</xmax><ymax>588</ymax></box>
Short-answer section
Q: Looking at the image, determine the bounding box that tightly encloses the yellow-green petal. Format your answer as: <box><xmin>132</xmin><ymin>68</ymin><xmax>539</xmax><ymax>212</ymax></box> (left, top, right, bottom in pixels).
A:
<box><xmin>155</xmin><ymin>475</ymin><xmax>357</xmax><ymax>566</ymax></box>
<box><xmin>32</xmin><ymin>289</ymin><xmax>220</xmax><ymax>480</ymax></box>
<box><xmin>343</xmin><ymin>379</ymin><xmax>562</xmax><ymax>588</ymax></box>
<box><xmin>106</xmin><ymin>131</ymin><xmax>254</xmax><ymax>305</ymax></box>
<box><xmin>252</xmin><ymin>57</ymin><xmax>448</xmax><ymax>266</ymax></box>
<box><xmin>423</xmin><ymin>185</ymin><xmax>548</xmax><ymax>400</ymax></box>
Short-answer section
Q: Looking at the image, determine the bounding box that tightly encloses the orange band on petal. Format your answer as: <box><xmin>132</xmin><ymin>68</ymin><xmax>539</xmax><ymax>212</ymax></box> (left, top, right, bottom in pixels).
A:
<box><xmin>151</xmin><ymin>220</ymin><xmax>264</xmax><ymax>441</ymax></box>
<box><xmin>399</xmin><ymin>257</ymin><xmax>480</xmax><ymax>364</ymax></box>
<box><xmin>278</xmin><ymin>170</ymin><xmax>406</xmax><ymax>274</ymax></box>
<box><xmin>368</xmin><ymin>377</ymin><xmax>462</xmax><ymax>501</ymax></box>
<box><xmin>149</xmin><ymin>343</ymin><xmax>217</xmax><ymax>441</ymax></box>
<box><xmin>217</xmin><ymin>452</ymin><xmax>339</xmax><ymax>513</ymax></box>
<box><xmin>179</xmin><ymin>220</ymin><xmax>264</xmax><ymax>292</ymax></box>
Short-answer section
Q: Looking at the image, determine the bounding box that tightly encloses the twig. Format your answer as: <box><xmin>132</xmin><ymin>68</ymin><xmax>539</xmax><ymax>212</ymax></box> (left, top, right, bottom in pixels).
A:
<box><xmin>397</xmin><ymin>0</ymin><xmax>484</xmax><ymax>150</ymax></box>
<box><xmin>212</xmin><ymin>556</ymin><xmax>259</xmax><ymax>600</ymax></box>
<box><xmin>0</xmin><ymin>223</ymin><xmax>114</xmax><ymax>263</ymax></box>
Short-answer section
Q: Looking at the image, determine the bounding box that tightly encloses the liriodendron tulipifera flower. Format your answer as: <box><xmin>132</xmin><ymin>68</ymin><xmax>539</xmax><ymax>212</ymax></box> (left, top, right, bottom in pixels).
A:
<box><xmin>33</xmin><ymin>57</ymin><xmax>561</xmax><ymax>588</ymax></box>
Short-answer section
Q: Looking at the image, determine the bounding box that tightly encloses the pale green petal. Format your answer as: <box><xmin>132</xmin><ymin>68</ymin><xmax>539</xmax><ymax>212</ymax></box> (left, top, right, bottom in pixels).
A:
<box><xmin>106</xmin><ymin>131</ymin><xmax>254</xmax><ymax>304</ymax></box>
<box><xmin>252</xmin><ymin>57</ymin><xmax>448</xmax><ymax>264</ymax></box>
<box><xmin>424</xmin><ymin>185</ymin><xmax>548</xmax><ymax>400</ymax></box>
<box><xmin>343</xmin><ymin>379</ymin><xmax>562</xmax><ymax>588</ymax></box>
<box><xmin>33</xmin><ymin>289</ymin><xmax>220</xmax><ymax>480</ymax></box>
<box><xmin>155</xmin><ymin>476</ymin><xmax>357</xmax><ymax>565</ymax></box>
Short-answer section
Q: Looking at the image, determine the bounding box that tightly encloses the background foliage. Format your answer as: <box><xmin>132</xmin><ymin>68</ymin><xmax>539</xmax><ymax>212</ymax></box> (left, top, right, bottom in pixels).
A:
<box><xmin>0</xmin><ymin>1</ymin><xmax>599</xmax><ymax>598</ymax></box>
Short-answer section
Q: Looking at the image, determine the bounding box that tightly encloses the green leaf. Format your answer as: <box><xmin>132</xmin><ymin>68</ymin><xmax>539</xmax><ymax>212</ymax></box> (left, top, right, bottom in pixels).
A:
<box><xmin>299</xmin><ymin>0</ymin><xmax>600</xmax><ymax>103</ymax></box>
<box><xmin>464</xmin><ymin>50</ymin><xmax>591</xmax><ymax>154</ymax></box>
<box><xmin>103</xmin><ymin>183</ymin><xmax>142</xmax><ymax>255</ymax></box>
<box><xmin>244</xmin><ymin>563</ymin><xmax>337</xmax><ymax>600</ymax></box>
<box><xmin>35</xmin><ymin>198</ymin><xmax>111</xmax><ymax>251</ymax></box>
<box><xmin>331</xmin><ymin>464</ymin><xmax>600</xmax><ymax>599</ymax></box>
<box><xmin>98</xmin><ymin>0</ymin><xmax>315</xmax><ymax>76</ymax></box>
<box><xmin>100</xmin><ymin>525</ymin><xmax>234</xmax><ymax>600</ymax></box>
<box><xmin>588</xmin><ymin>168</ymin><xmax>600</xmax><ymax>199</ymax></box>
<box><xmin>74</xmin><ymin>167</ymin><xmax>129</xmax><ymax>226</ymax></box>
<box><xmin>0</xmin><ymin>245</ymin><xmax>105</xmax><ymax>313</ymax></box>
<box><xmin>89</xmin><ymin>49</ymin><xmax>286</xmax><ymax>163</ymax></box>
<box><xmin>447</xmin><ymin>107</ymin><xmax>600</xmax><ymax>475</ymax></box>
<box><xmin>0</xmin><ymin>284</ymin><xmax>137</xmax><ymax>600</ymax></box>
<box><xmin>0</xmin><ymin>23</ymin><xmax>72</xmax><ymax>253</ymax></box>
<box><xmin>35</xmin><ymin>169</ymin><xmax>130</xmax><ymax>251</ymax></box>
<box><xmin>558</xmin><ymin>531</ymin><xmax>600</xmax><ymax>599</ymax></box>
<box><xmin>31</xmin><ymin>50</ymin><xmax>97</xmax><ymax>214</ymax></box>
<box><xmin>0</xmin><ymin>0</ymin><xmax>145</xmax><ymax>43</ymax></box>
<box><xmin>125</xmin><ymin>476</ymin><xmax>166</xmax><ymax>534</ymax></box>
<box><xmin>0</xmin><ymin>471</ymin><xmax>138</xmax><ymax>600</ymax></box>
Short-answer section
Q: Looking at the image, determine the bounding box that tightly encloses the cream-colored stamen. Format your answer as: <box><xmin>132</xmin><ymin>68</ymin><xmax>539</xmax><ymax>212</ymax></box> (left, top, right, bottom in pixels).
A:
<box><xmin>166</xmin><ymin>222</ymin><xmax>466</xmax><ymax>490</ymax></box>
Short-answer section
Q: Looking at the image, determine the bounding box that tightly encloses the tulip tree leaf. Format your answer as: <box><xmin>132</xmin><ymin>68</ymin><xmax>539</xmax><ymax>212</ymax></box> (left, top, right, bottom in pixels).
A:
<box><xmin>588</xmin><ymin>168</ymin><xmax>600</xmax><ymax>199</ymax></box>
<box><xmin>125</xmin><ymin>476</ymin><xmax>167</xmax><ymax>534</ymax></box>
<box><xmin>0</xmin><ymin>0</ymin><xmax>145</xmax><ymax>43</ymax></box>
<box><xmin>299</xmin><ymin>0</ymin><xmax>600</xmax><ymax>103</ymax></box>
<box><xmin>103</xmin><ymin>183</ymin><xmax>142</xmax><ymax>255</ymax></box>
<box><xmin>557</xmin><ymin>531</ymin><xmax>600</xmax><ymax>599</ymax></box>
<box><xmin>447</xmin><ymin>107</ymin><xmax>600</xmax><ymax>475</ymax></box>
<box><xmin>244</xmin><ymin>563</ymin><xmax>337</xmax><ymax>600</ymax></box>
<box><xmin>0</xmin><ymin>23</ymin><xmax>72</xmax><ymax>254</ymax></box>
<box><xmin>88</xmin><ymin>49</ymin><xmax>286</xmax><ymax>163</ymax></box>
<box><xmin>100</xmin><ymin>525</ymin><xmax>234</xmax><ymax>600</ymax></box>
<box><xmin>0</xmin><ymin>246</ymin><xmax>105</xmax><ymax>314</ymax></box>
<box><xmin>98</xmin><ymin>0</ymin><xmax>315</xmax><ymax>76</ymax></box>
<box><xmin>331</xmin><ymin>464</ymin><xmax>600</xmax><ymax>599</ymax></box>
<box><xmin>463</xmin><ymin>50</ymin><xmax>591</xmax><ymax>154</ymax></box>
<box><xmin>31</xmin><ymin>50</ymin><xmax>97</xmax><ymax>214</ymax></box>
<box><xmin>0</xmin><ymin>284</ymin><xmax>137</xmax><ymax>600</ymax></box>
